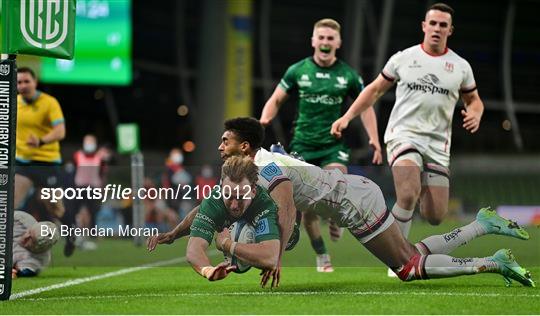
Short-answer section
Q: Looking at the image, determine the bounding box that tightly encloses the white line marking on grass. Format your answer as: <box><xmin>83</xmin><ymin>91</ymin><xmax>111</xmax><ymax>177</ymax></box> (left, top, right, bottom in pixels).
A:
<box><xmin>15</xmin><ymin>290</ymin><xmax>540</xmax><ymax>302</ymax></box>
<box><xmin>10</xmin><ymin>250</ymin><xmax>219</xmax><ymax>300</ymax></box>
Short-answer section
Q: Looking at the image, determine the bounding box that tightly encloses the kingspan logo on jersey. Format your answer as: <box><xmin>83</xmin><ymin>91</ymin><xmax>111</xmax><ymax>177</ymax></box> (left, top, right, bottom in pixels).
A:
<box><xmin>406</xmin><ymin>73</ymin><xmax>450</xmax><ymax>95</ymax></box>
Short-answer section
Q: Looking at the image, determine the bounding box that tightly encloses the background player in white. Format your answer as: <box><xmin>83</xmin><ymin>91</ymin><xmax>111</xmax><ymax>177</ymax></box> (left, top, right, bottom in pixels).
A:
<box><xmin>260</xmin><ymin>18</ymin><xmax>382</xmax><ymax>272</ymax></box>
<box><xmin>12</xmin><ymin>211</ymin><xmax>60</xmax><ymax>278</ymax></box>
<box><xmin>331</xmin><ymin>3</ymin><xmax>485</xmax><ymax>276</ymax></box>
<box><xmin>150</xmin><ymin>118</ymin><xmax>533</xmax><ymax>289</ymax></box>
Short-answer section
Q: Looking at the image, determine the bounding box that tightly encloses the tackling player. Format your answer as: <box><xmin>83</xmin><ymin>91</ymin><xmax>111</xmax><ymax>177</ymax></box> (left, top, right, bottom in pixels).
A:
<box><xmin>151</xmin><ymin>117</ymin><xmax>534</xmax><ymax>288</ymax></box>
<box><xmin>330</xmin><ymin>3</ymin><xmax>484</xmax><ymax>276</ymax></box>
<box><xmin>260</xmin><ymin>18</ymin><xmax>383</xmax><ymax>272</ymax></box>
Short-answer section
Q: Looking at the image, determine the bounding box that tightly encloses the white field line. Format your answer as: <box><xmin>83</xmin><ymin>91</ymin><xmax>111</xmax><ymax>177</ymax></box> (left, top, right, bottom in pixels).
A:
<box><xmin>14</xmin><ymin>290</ymin><xmax>540</xmax><ymax>302</ymax></box>
<box><xmin>10</xmin><ymin>250</ymin><xmax>220</xmax><ymax>300</ymax></box>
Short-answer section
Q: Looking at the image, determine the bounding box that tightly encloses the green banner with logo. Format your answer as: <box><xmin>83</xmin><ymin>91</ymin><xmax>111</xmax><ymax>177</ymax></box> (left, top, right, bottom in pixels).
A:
<box><xmin>1</xmin><ymin>0</ymin><xmax>76</xmax><ymax>59</ymax></box>
<box><xmin>116</xmin><ymin>123</ymin><xmax>140</xmax><ymax>154</ymax></box>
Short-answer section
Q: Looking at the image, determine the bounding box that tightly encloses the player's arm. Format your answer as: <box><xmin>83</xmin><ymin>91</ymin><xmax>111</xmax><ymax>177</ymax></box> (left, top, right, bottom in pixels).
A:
<box><xmin>217</xmin><ymin>230</ymin><xmax>280</xmax><ymax>270</ymax></box>
<box><xmin>460</xmin><ymin>89</ymin><xmax>484</xmax><ymax>133</ymax></box>
<box><xmin>30</xmin><ymin>98</ymin><xmax>66</xmax><ymax>147</ymax></box>
<box><xmin>331</xmin><ymin>74</ymin><xmax>394</xmax><ymax>138</ymax></box>
<box><xmin>359</xmin><ymin>107</ymin><xmax>382</xmax><ymax>165</ymax></box>
<box><xmin>186</xmin><ymin>236</ymin><xmax>235</xmax><ymax>281</ymax></box>
<box><xmin>269</xmin><ymin>180</ymin><xmax>296</xmax><ymax>256</ymax></box>
<box><xmin>147</xmin><ymin>205</ymin><xmax>200</xmax><ymax>251</ymax></box>
<box><xmin>260</xmin><ymin>86</ymin><xmax>289</xmax><ymax>126</ymax></box>
<box><xmin>43</xmin><ymin>122</ymin><xmax>66</xmax><ymax>143</ymax></box>
<box><xmin>28</xmin><ymin>123</ymin><xmax>66</xmax><ymax>147</ymax></box>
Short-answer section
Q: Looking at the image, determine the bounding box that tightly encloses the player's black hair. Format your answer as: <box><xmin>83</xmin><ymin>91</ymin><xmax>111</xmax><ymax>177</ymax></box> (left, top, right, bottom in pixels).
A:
<box><xmin>17</xmin><ymin>67</ymin><xmax>37</xmax><ymax>79</ymax></box>
<box><xmin>427</xmin><ymin>3</ymin><xmax>454</xmax><ymax>18</ymax></box>
<box><xmin>224</xmin><ymin>117</ymin><xmax>264</xmax><ymax>149</ymax></box>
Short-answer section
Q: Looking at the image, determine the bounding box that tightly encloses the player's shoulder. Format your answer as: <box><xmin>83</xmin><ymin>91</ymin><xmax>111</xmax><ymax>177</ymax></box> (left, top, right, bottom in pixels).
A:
<box><xmin>335</xmin><ymin>59</ymin><xmax>359</xmax><ymax>76</ymax></box>
<box><xmin>199</xmin><ymin>190</ymin><xmax>225</xmax><ymax>215</ymax></box>
<box><xmin>252</xmin><ymin>185</ymin><xmax>278</xmax><ymax>209</ymax></box>
<box><xmin>14</xmin><ymin>210</ymin><xmax>37</xmax><ymax>227</ymax></box>
<box><xmin>287</xmin><ymin>57</ymin><xmax>314</xmax><ymax>71</ymax></box>
<box><xmin>245</xmin><ymin>186</ymin><xmax>278</xmax><ymax>223</ymax></box>
<box><xmin>255</xmin><ymin>184</ymin><xmax>276</xmax><ymax>202</ymax></box>
<box><xmin>38</xmin><ymin>91</ymin><xmax>59</xmax><ymax>102</ymax></box>
<box><xmin>395</xmin><ymin>44</ymin><xmax>422</xmax><ymax>59</ymax></box>
<box><xmin>446</xmin><ymin>49</ymin><xmax>473</xmax><ymax>69</ymax></box>
<box><xmin>255</xmin><ymin>148</ymin><xmax>310</xmax><ymax>168</ymax></box>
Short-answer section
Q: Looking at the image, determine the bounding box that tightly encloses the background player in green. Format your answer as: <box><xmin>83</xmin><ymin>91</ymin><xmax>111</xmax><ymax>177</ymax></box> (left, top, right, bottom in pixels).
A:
<box><xmin>187</xmin><ymin>156</ymin><xmax>281</xmax><ymax>281</ymax></box>
<box><xmin>259</xmin><ymin>18</ymin><xmax>382</xmax><ymax>272</ymax></box>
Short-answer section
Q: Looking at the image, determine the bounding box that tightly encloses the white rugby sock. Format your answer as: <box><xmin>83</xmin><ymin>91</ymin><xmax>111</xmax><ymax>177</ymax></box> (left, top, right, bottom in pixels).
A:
<box><xmin>424</xmin><ymin>254</ymin><xmax>498</xmax><ymax>278</ymax></box>
<box><xmin>391</xmin><ymin>203</ymin><xmax>413</xmax><ymax>239</ymax></box>
<box><xmin>416</xmin><ymin>221</ymin><xmax>487</xmax><ymax>255</ymax></box>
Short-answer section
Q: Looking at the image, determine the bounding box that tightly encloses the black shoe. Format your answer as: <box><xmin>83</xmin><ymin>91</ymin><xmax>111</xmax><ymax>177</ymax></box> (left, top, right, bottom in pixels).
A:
<box><xmin>64</xmin><ymin>235</ymin><xmax>76</xmax><ymax>257</ymax></box>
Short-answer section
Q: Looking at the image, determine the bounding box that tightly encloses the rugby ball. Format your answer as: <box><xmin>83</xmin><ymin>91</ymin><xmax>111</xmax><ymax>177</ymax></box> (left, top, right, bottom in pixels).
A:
<box><xmin>224</xmin><ymin>219</ymin><xmax>256</xmax><ymax>273</ymax></box>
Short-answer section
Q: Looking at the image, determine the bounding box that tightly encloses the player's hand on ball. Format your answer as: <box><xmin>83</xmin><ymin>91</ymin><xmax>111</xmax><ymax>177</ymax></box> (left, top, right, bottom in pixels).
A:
<box><xmin>146</xmin><ymin>232</ymin><xmax>174</xmax><ymax>252</ymax></box>
<box><xmin>215</xmin><ymin>228</ymin><xmax>232</xmax><ymax>252</ymax></box>
<box><xmin>369</xmin><ymin>139</ymin><xmax>383</xmax><ymax>165</ymax></box>
<box><xmin>12</xmin><ymin>268</ymin><xmax>18</xmax><ymax>279</ymax></box>
<box><xmin>331</xmin><ymin>117</ymin><xmax>349</xmax><ymax>139</ymax></box>
<box><xmin>461</xmin><ymin>108</ymin><xmax>482</xmax><ymax>133</ymax></box>
<box><xmin>201</xmin><ymin>262</ymin><xmax>237</xmax><ymax>281</ymax></box>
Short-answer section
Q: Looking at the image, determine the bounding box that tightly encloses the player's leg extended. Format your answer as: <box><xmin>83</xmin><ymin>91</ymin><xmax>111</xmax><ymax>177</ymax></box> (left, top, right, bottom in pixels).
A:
<box><xmin>43</xmin><ymin>196</ymin><xmax>66</xmax><ymax>218</ymax></box>
<box><xmin>363</xmin><ymin>222</ymin><xmax>535</xmax><ymax>286</ymax></box>
<box><xmin>391</xmin><ymin>159</ymin><xmax>421</xmax><ymax>239</ymax></box>
<box><xmin>416</xmin><ymin>206</ymin><xmax>529</xmax><ymax>255</ymax></box>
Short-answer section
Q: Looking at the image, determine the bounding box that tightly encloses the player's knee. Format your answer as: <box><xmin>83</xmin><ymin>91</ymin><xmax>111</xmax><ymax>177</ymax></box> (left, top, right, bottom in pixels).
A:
<box><xmin>397</xmin><ymin>188</ymin><xmax>420</xmax><ymax>209</ymax></box>
<box><xmin>427</xmin><ymin>217</ymin><xmax>443</xmax><ymax>225</ymax></box>
<box><xmin>421</xmin><ymin>208</ymin><xmax>447</xmax><ymax>225</ymax></box>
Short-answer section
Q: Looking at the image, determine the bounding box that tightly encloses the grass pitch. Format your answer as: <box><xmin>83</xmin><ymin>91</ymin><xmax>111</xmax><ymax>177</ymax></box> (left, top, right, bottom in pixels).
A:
<box><xmin>4</xmin><ymin>221</ymin><xmax>540</xmax><ymax>314</ymax></box>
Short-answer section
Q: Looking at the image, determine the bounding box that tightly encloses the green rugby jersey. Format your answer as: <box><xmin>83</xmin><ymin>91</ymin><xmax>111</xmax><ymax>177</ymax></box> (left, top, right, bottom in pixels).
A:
<box><xmin>279</xmin><ymin>57</ymin><xmax>364</xmax><ymax>146</ymax></box>
<box><xmin>190</xmin><ymin>185</ymin><xmax>280</xmax><ymax>244</ymax></box>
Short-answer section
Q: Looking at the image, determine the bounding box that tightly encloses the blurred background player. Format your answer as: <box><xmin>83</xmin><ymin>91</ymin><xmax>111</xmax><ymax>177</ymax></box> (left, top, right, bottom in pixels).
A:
<box><xmin>259</xmin><ymin>18</ymin><xmax>382</xmax><ymax>272</ymax></box>
<box><xmin>12</xmin><ymin>211</ymin><xmax>60</xmax><ymax>278</ymax></box>
<box><xmin>161</xmin><ymin>147</ymin><xmax>192</xmax><ymax>216</ymax></box>
<box><xmin>194</xmin><ymin>164</ymin><xmax>218</xmax><ymax>203</ymax></box>
<box><xmin>331</xmin><ymin>3</ymin><xmax>485</xmax><ymax>276</ymax></box>
<box><xmin>15</xmin><ymin>67</ymin><xmax>76</xmax><ymax>257</ymax></box>
<box><xmin>72</xmin><ymin>134</ymin><xmax>108</xmax><ymax>250</ymax></box>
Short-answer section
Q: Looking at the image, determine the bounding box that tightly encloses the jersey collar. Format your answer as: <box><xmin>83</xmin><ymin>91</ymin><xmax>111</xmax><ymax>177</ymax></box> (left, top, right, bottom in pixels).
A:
<box><xmin>21</xmin><ymin>90</ymin><xmax>42</xmax><ymax>105</ymax></box>
<box><xmin>310</xmin><ymin>56</ymin><xmax>340</xmax><ymax>69</ymax></box>
<box><xmin>420</xmin><ymin>43</ymin><xmax>449</xmax><ymax>57</ymax></box>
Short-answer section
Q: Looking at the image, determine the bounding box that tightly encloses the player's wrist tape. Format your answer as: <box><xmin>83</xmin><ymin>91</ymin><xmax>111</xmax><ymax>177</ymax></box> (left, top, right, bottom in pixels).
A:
<box><xmin>220</xmin><ymin>237</ymin><xmax>230</xmax><ymax>251</ymax></box>
<box><xmin>200</xmin><ymin>266</ymin><xmax>213</xmax><ymax>279</ymax></box>
<box><xmin>230</xmin><ymin>242</ymin><xmax>237</xmax><ymax>256</ymax></box>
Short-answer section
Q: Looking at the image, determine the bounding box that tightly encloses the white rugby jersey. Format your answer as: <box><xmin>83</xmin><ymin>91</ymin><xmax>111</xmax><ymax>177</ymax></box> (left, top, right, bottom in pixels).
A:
<box><xmin>382</xmin><ymin>44</ymin><xmax>476</xmax><ymax>153</ymax></box>
<box><xmin>254</xmin><ymin>148</ymin><xmax>347</xmax><ymax>219</ymax></box>
<box><xmin>13</xmin><ymin>211</ymin><xmax>51</xmax><ymax>273</ymax></box>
